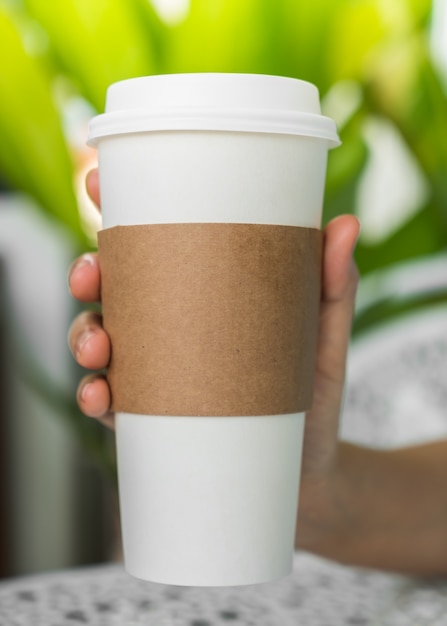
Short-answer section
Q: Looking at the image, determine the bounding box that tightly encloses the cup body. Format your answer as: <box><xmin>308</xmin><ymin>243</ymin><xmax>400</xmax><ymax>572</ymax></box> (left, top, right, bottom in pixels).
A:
<box><xmin>98</xmin><ymin>130</ymin><xmax>328</xmax><ymax>229</ymax></box>
<box><xmin>89</xmin><ymin>73</ymin><xmax>339</xmax><ymax>586</ymax></box>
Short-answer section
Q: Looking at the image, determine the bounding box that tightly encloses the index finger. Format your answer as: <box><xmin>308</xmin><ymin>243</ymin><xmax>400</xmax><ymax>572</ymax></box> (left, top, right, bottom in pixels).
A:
<box><xmin>86</xmin><ymin>168</ymin><xmax>101</xmax><ymax>209</ymax></box>
<box><xmin>69</xmin><ymin>170</ymin><xmax>101</xmax><ymax>303</ymax></box>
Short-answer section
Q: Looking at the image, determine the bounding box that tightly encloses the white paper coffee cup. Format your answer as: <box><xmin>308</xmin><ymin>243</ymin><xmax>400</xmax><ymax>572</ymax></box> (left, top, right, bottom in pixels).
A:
<box><xmin>88</xmin><ymin>73</ymin><xmax>340</xmax><ymax>587</ymax></box>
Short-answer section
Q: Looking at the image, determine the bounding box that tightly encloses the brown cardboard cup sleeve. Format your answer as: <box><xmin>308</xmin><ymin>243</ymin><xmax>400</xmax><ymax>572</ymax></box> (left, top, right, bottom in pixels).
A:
<box><xmin>98</xmin><ymin>223</ymin><xmax>323</xmax><ymax>417</ymax></box>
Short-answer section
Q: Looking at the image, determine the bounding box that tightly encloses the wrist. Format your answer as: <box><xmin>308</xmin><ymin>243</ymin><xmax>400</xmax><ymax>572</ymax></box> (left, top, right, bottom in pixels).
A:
<box><xmin>295</xmin><ymin>445</ymin><xmax>345</xmax><ymax>554</ymax></box>
<box><xmin>295</xmin><ymin>442</ymin><xmax>366</xmax><ymax>562</ymax></box>
<box><xmin>298</xmin><ymin>441</ymin><xmax>447</xmax><ymax>574</ymax></box>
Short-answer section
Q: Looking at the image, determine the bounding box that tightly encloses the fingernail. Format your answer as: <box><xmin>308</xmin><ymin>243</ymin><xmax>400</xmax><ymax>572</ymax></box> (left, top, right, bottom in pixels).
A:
<box><xmin>69</xmin><ymin>253</ymin><xmax>95</xmax><ymax>280</ymax></box>
<box><xmin>76</xmin><ymin>330</ymin><xmax>93</xmax><ymax>359</ymax></box>
<box><xmin>80</xmin><ymin>253</ymin><xmax>96</xmax><ymax>265</ymax></box>
<box><xmin>80</xmin><ymin>382</ymin><xmax>92</xmax><ymax>403</ymax></box>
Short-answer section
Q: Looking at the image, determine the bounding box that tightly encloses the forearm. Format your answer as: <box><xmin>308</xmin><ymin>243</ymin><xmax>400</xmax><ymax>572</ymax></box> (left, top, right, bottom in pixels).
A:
<box><xmin>297</xmin><ymin>441</ymin><xmax>447</xmax><ymax>575</ymax></box>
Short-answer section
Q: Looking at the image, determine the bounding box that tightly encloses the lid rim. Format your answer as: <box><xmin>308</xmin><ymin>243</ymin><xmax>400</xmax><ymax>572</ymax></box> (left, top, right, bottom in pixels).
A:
<box><xmin>88</xmin><ymin>107</ymin><xmax>340</xmax><ymax>148</ymax></box>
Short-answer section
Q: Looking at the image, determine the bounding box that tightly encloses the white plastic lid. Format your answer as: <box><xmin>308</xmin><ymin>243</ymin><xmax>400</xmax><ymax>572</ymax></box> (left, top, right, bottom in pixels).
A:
<box><xmin>88</xmin><ymin>73</ymin><xmax>340</xmax><ymax>148</ymax></box>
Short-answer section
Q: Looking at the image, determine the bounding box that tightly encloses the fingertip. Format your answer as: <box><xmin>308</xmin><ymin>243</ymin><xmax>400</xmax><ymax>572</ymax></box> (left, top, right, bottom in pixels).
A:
<box><xmin>68</xmin><ymin>253</ymin><xmax>101</xmax><ymax>302</ymax></box>
<box><xmin>325</xmin><ymin>214</ymin><xmax>360</xmax><ymax>249</ymax></box>
<box><xmin>76</xmin><ymin>327</ymin><xmax>111</xmax><ymax>370</ymax></box>
<box><xmin>78</xmin><ymin>375</ymin><xmax>111</xmax><ymax>419</ymax></box>
<box><xmin>322</xmin><ymin>214</ymin><xmax>361</xmax><ymax>302</ymax></box>
<box><xmin>324</xmin><ymin>214</ymin><xmax>361</xmax><ymax>269</ymax></box>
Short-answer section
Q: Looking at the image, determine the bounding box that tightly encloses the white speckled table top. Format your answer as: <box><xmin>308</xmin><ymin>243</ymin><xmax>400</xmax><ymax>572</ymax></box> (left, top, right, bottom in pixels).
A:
<box><xmin>1</xmin><ymin>553</ymin><xmax>447</xmax><ymax>626</ymax></box>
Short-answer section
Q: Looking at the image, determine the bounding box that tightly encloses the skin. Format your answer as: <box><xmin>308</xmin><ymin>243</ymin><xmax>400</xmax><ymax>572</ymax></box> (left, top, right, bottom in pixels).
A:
<box><xmin>68</xmin><ymin>170</ymin><xmax>447</xmax><ymax>575</ymax></box>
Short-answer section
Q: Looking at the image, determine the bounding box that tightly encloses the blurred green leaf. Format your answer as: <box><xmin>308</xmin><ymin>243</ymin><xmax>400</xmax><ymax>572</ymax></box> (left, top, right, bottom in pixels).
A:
<box><xmin>24</xmin><ymin>0</ymin><xmax>164</xmax><ymax>111</ymax></box>
<box><xmin>166</xmin><ymin>0</ymin><xmax>341</xmax><ymax>94</ymax></box>
<box><xmin>324</xmin><ymin>107</ymin><xmax>369</xmax><ymax>223</ymax></box>
<box><xmin>355</xmin><ymin>203</ymin><xmax>446</xmax><ymax>275</ymax></box>
<box><xmin>0</xmin><ymin>7</ymin><xmax>84</xmax><ymax>241</ymax></box>
<box><xmin>328</xmin><ymin>1</ymin><xmax>387</xmax><ymax>83</ymax></box>
<box><xmin>404</xmin><ymin>0</ymin><xmax>433</xmax><ymax>27</ymax></box>
<box><xmin>406</xmin><ymin>0</ymin><xmax>433</xmax><ymax>23</ymax></box>
<box><xmin>165</xmin><ymin>0</ymin><xmax>265</xmax><ymax>73</ymax></box>
<box><xmin>252</xmin><ymin>0</ymin><xmax>345</xmax><ymax>93</ymax></box>
<box><xmin>365</xmin><ymin>44</ymin><xmax>447</xmax><ymax>229</ymax></box>
<box><xmin>353</xmin><ymin>289</ymin><xmax>447</xmax><ymax>336</ymax></box>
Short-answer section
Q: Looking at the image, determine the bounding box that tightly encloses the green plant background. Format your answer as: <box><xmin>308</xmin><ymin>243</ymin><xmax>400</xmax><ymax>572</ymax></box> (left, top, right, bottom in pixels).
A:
<box><xmin>0</xmin><ymin>0</ymin><xmax>446</xmax><ymax>475</ymax></box>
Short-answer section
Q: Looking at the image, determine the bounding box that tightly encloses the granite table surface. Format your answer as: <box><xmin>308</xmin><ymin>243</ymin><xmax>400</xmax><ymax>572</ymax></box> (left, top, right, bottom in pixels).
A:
<box><xmin>1</xmin><ymin>552</ymin><xmax>447</xmax><ymax>626</ymax></box>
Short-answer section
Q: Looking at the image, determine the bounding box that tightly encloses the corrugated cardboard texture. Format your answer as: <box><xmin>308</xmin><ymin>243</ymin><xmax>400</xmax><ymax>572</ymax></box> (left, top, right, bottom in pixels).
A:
<box><xmin>98</xmin><ymin>223</ymin><xmax>322</xmax><ymax>416</ymax></box>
